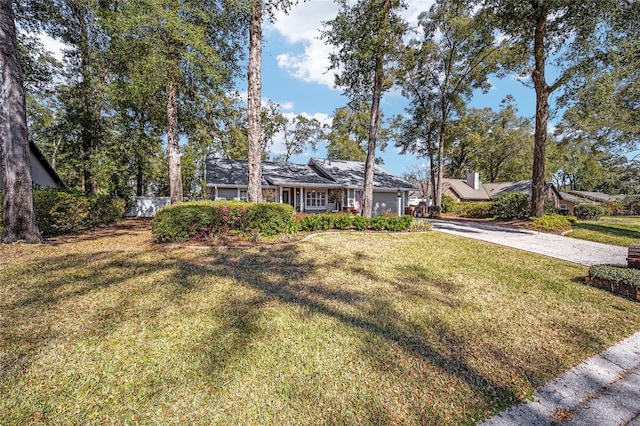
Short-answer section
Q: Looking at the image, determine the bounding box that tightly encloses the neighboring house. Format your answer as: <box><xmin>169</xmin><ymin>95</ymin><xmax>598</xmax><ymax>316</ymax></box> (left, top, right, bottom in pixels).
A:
<box><xmin>205</xmin><ymin>157</ymin><xmax>417</xmax><ymax>216</ymax></box>
<box><xmin>558</xmin><ymin>190</ymin><xmax>631</xmax><ymax>215</ymax></box>
<box><xmin>566</xmin><ymin>190</ymin><xmax>626</xmax><ymax>204</ymax></box>
<box><xmin>443</xmin><ymin>172</ymin><xmax>561</xmax><ymax>207</ymax></box>
<box><xmin>0</xmin><ymin>141</ymin><xmax>64</xmax><ymax>189</ymax></box>
<box><xmin>557</xmin><ymin>192</ymin><xmax>589</xmax><ymax>214</ymax></box>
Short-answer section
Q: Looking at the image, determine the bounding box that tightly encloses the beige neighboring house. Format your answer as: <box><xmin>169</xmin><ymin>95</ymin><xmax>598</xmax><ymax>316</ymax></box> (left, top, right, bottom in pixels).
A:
<box><xmin>557</xmin><ymin>192</ymin><xmax>589</xmax><ymax>214</ymax></box>
<box><xmin>557</xmin><ymin>190</ymin><xmax>630</xmax><ymax>215</ymax></box>
<box><xmin>443</xmin><ymin>172</ymin><xmax>561</xmax><ymax>207</ymax></box>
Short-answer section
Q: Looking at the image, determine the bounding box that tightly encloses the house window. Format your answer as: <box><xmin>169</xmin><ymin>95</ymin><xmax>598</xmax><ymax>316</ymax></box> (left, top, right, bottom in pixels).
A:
<box><xmin>305</xmin><ymin>190</ymin><xmax>326</xmax><ymax>208</ymax></box>
<box><xmin>560</xmin><ymin>204</ymin><xmax>568</xmax><ymax>210</ymax></box>
<box><xmin>239</xmin><ymin>189</ymin><xmax>248</xmax><ymax>202</ymax></box>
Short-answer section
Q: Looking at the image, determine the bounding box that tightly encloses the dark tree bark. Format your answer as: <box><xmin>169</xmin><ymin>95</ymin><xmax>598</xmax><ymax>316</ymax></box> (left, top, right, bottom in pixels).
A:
<box><xmin>0</xmin><ymin>0</ymin><xmax>41</xmax><ymax>243</ymax></box>
<box><xmin>247</xmin><ymin>0</ymin><xmax>263</xmax><ymax>203</ymax></box>
<box><xmin>362</xmin><ymin>48</ymin><xmax>384</xmax><ymax>218</ymax></box>
<box><xmin>531</xmin><ymin>11</ymin><xmax>550</xmax><ymax>217</ymax></box>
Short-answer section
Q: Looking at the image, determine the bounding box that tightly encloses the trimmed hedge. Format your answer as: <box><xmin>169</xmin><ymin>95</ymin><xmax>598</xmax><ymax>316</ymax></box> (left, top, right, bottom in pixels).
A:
<box><xmin>588</xmin><ymin>264</ymin><xmax>640</xmax><ymax>289</ymax></box>
<box><xmin>491</xmin><ymin>191</ymin><xmax>531</xmax><ymax>220</ymax></box>
<box><xmin>574</xmin><ymin>204</ymin><xmax>606</xmax><ymax>220</ymax></box>
<box><xmin>293</xmin><ymin>213</ymin><xmax>413</xmax><ymax>232</ymax></box>
<box><xmin>151</xmin><ymin>201</ymin><xmax>296</xmax><ymax>242</ymax></box>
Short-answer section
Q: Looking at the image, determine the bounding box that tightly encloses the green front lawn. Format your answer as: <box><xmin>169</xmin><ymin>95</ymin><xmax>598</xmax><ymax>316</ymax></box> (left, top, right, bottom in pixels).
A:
<box><xmin>568</xmin><ymin>216</ymin><xmax>640</xmax><ymax>247</ymax></box>
<box><xmin>1</xmin><ymin>220</ymin><xmax>639</xmax><ymax>425</ymax></box>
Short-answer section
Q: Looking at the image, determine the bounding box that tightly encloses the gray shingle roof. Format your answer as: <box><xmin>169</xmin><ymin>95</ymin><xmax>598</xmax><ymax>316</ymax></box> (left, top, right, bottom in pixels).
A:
<box><xmin>567</xmin><ymin>190</ymin><xmax>626</xmax><ymax>203</ymax></box>
<box><xmin>206</xmin><ymin>157</ymin><xmax>417</xmax><ymax>190</ymax></box>
<box><xmin>559</xmin><ymin>192</ymin><xmax>589</xmax><ymax>204</ymax></box>
<box><xmin>309</xmin><ymin>158</ymin><xmax>416</xmax><ymax>190</ymax></box>
<box><xmin>206</xmin><ymin>158</ymin><xmax>340</xmax><ymax>188</ymax></box>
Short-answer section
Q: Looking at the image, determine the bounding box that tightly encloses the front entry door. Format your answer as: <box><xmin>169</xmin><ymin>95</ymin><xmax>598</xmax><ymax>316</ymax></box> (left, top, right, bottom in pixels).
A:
<box><xmin>282</xmin><ymin>189</ymin><xmax>293</xmax><ymax>206</ymax></box>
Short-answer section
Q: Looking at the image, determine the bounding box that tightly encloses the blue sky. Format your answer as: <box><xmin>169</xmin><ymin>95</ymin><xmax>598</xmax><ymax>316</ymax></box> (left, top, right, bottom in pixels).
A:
<box><xmin>262</xmin><ymin>0</ymin><xmax>551</xmax><ymax>177</ymax></box>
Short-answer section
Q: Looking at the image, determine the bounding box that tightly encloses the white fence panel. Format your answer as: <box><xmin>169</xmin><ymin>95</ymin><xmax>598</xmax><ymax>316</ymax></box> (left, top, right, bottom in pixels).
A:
<box><xmin>125</xmin><ymin>197</ymin><xmax>171</xmax><ymax>217</ymax></box>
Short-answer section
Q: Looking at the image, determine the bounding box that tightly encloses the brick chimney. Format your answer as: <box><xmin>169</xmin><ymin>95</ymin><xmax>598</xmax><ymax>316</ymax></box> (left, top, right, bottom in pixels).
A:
<box><xmin>466</xmin><ymin>172</ymin><xmax>480</xmax><ymax>190</ymax></box>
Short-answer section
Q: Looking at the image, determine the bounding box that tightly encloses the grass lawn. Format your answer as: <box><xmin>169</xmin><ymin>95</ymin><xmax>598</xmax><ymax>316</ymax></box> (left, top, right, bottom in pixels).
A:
<box><xmin>568</xmin><ymin>216</ymin><xmax>640</xmax><ymax>247</ymax></box>
<box><xmin>1</xmin><ymin>220</ymin><xmax>639</xmax><ymax>425</ymax></box>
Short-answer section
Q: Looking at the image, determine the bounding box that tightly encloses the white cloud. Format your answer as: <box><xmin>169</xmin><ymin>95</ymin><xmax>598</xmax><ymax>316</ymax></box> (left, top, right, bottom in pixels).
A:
<box><xmin>37</xmin><ymin>32</ymin><xmax>67</xmax><ymax>62</ymax></box>
<box><xmin>271</xmin><ymin>0</ymin><xmax>434</xmax><ymax>88</ymax></box>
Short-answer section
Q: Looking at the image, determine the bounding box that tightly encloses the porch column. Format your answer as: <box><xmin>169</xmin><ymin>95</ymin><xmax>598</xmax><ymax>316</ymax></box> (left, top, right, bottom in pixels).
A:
<box><xmin>279</xmin><ymin>187</ymin><xmax>283</xmax><ymax>203</ymax></box>
<box><xmin>301</xmin><ymin>188</ymin><xmax>305</xmax><ymax>212</ymax></box>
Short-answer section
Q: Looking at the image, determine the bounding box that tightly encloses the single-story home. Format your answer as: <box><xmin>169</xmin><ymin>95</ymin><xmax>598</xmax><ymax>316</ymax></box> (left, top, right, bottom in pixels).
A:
<box><xmin>205</xmin><ymin>157</ymin><xmax>417</xmax><ymax>216</ymax></box>
<box><xmin>557</xmin><ymin>192</ymin><xmax>590</xmax><ymax>214</ymax></box>
<box><xmin>566</xmin><ymin>190</ymin><xmax>626</xmax><ymax>204</ymax></box>
<box><xmin>443</xmin><ymin>172</ymin><xmax>561</xmax><ymax>207</ymax></box>
<box><xmin>0</xmin><ymin>141</ymin><xmax>64</xmax><ymax>189</ymax></box>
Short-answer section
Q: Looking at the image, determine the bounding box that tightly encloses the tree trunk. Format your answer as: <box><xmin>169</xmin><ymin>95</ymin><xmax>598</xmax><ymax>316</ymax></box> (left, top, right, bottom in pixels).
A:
<box><xmin>166</xmin><ymin>77</ymin><xmax>182</xmax><ymax>204</ymax></box>
<box><xmin>530</xmin><ymin>11</ymin><xmax>550</xmax><ymax>217</ymax></box>
<box><xmin>247</xmin><ymin>0</ymin><xmax>263</xmax><ymax>203</ymax></box>
<box><xmin>362</xmin><ymin>0</ymin><xmax>391</xmax><ymax>218</ymax></box>
<box><xmin>70</xmin><ymin>1</ymin><xmax>98</xmax><ymax>194</ymax></box>
<box><xmin>0</xmin><ymin>0</ymin><xmax>41</xmax><ymax>243</ymax></box>
<box><xmin>362</xmin><ymin>51</ymin><xmax>383</xmax><ymax>218</ymax></box>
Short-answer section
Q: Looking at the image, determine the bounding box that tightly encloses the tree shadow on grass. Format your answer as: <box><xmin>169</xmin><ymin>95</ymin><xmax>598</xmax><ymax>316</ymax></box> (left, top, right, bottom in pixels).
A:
<box><xmin>1</xmin><ymin>231</ymin><xmax>611</xmax><ymax>423</ymax></box>
<box><xmin>573</xmin><ymin>223</ymin><xmax>640</xmax><ymax>240</ymax></box>
<box><xmin>187</xmin><ymin>246</ymin><xmax>520</xmax><ymax>423</ymax></box>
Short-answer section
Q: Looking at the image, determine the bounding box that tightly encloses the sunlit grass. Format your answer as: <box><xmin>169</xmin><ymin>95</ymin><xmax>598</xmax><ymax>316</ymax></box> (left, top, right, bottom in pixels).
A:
<box><xmin>1</xmin><ymin>220</ymin><xmax>638</xmax><ymax>424</ymax></box>
<box><xmin>568</xmin><ymin>216</ymin><xmax>640</xmax><ymax>246</ymax></box>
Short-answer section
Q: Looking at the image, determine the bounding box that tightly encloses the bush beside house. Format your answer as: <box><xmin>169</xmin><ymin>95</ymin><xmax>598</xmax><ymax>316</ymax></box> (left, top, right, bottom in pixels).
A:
<box><xmin>491</xmin><ymin>192</ymin><xmax>531</xmax><ymax>220</ymax></box>
<box><xmin>151</xmin><ymin>202</ymin><xmax>421</xmax><ymax>243</ymax></box>
<box><xmin>573</xmin><ymin>204</ymin><xmax>607</xmax><ymax>220</ymax></box>
<box><xmin>152</xmin><ymin>201</ymin><xmax>296</xmax><ymax>242</ymax></box>
<box><xmin>0</xmin><ymin>189</ymin><xmax>126</xmax><ymax>237</ymax></box>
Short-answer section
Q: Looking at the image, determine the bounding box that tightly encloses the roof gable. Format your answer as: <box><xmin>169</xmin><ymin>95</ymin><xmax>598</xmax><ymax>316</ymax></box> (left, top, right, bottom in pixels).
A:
<box><xmin>443</xmin><ymin>178</ymin><xmax>491</xmax><ymax>201</ymax></box>
<box><xmin>309</xmin><ymin>158</ymin><xmax>416</xmax><ymax>190</ymax></box>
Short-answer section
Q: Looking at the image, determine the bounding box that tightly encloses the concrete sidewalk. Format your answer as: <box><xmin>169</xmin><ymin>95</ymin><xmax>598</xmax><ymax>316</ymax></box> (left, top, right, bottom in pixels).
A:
<box><xmin>429</xmin><ymin>219</ymin><xmax>627</xmax><ymax>266</ymax></box>
<box><xmin>479</xmin><ymin>332</ymin><xmax>640</xmax><ymax>426</ymax></box>
<box><xmin>425</xmin><ymin>219</ymin><xmax>639</xmax><ymax>425</ymax></box>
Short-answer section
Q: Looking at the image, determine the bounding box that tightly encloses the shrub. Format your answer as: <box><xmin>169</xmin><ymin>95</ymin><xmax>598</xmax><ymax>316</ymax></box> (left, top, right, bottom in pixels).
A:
<box><xmin>589</xmin><ymin>264</ymin><xmax>640</xmax><ymax>289</ymax></box>
<box><xmin>491</xmin><ymin>191</ymin><xmax>531</xmax><ymax>220</ymax></box>
<box><xmin>351</xmin><ymin>215</ymin><xmax>369</xmax><ymax>231</ymax></box>
<box><xmin>369</xmin><ymin>216</ymin><xmax>388</xmax><ymax>231</ymax></box>
<box><xmin>429</xmin><ymin>206</ymin><xmax>442</xmax><ymax>218</ymax></box>
<box><xmin>152</xmin><ymin>202</ymin><xmax>216</xmax><ymax>242</ymax></box>
<box><xmin>31</xmin><ymin>189</ymin><xmax>125</xmax><ymax>237</ymax></box>
<box><xmin>454</xmin><ymin>201</ymin><xmax>493</xmax><ymax>218</ymax></box>
<box><xmin>88</xmin><ymin>195</ymin><xmax>127</xmax><ymax>227</ymax></box>
<box><xmin>151</xmin><ymin>201</ymin><xmax>295</xmax><ymax>242</ymax></box>
<box><xmin>387</xmin><ymin>215</ymin><xmax>413</xmax><ymax>231</ymax></box>
<box><xmin>245</xmin><ymin>203</ymin><xmax>295</xmax><ymax>235</ymax></box>
<box><xmin>333</xmin><ymin>213</ymin><xmax>355</xmax><ymax>230</ymax></box>
<box><xmin>441</xmin><ymin>195</ymin><xmax>456</xmax><ymax>213</ymax></box>
<box><xmin>408</xmin><ymin>219</ymin><xmax>433</xmax><ymax>232</ymax></box>
<box><xmin>602</xmin><ymin>198</ymin><xmax>625</xmax><ymax>216</ymax></box>
<box><xmin>623</xmin><ymin>196</ymin><xmax>640</xmax><ymax>215</ymax></box>
<box><xmin>530</xmin><ymin>214</ymin><xmax>575</xmax><ymax>232</ymax></box>
<box><xmin>33</xmin><ymin>189</ymin><xmax>90</xmax><ymax>236</ymax></box>
<box><xmin>574</xmin><ymin>204</ymin><xmax>606</xmax><ymax>220</ymax></box>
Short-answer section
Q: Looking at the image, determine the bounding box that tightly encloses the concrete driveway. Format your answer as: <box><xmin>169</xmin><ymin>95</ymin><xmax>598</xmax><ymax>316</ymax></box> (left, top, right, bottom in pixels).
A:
<box><xmin>428</xmin><ymin>219</ymin><xmax>628</xmax><ymax>266</ymax></box>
